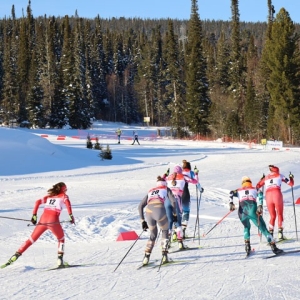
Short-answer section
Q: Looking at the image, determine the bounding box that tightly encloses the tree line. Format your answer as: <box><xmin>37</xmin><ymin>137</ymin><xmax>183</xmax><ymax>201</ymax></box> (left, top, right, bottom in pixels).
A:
<box><xmin>0</xmin><ymin>0</ymin><xmax>300</xmax><ymax>144</ymax></box>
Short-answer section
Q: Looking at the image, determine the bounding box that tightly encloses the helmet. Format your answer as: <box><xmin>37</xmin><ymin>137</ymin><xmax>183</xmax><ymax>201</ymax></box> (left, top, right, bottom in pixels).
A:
<box><xmin>269</xmin><ymin>165</ymin><xmax>279</xmax><ymax>173</ymax></box>
<box><xmin>173</xmin><ymin>165</ymin><xmax>182</xmax><ymax>174</ymax></box>
<box><xmin>241</xmin><ymin>176</ymin><xmax>252</xmax><ymax>187</ymax></box>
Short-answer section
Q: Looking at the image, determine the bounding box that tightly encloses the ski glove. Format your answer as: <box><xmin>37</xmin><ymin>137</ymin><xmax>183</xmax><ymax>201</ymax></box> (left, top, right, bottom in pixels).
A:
<box><xmin>256</xmin><ymin>205</ymin><xmax>263</xmax><ymax>215</ymax></box>
<box><xmin>289</xmin><ymin>173</ymin><xmax>294</xmax><ymax>179</ymax></box>
<box><xmin>260</xmin><ymin>174</ymin><xmax>265</xmax><ymax>181</ymax></box>
<box><xmin>196</xmin><ymin>183</ymin><xmax>203</xmax><ymax>193</ymax></box>
<box><xmin>69</xmin><ymin>214</ymin><xmax>75</xmax><ymax>224</ymax></box>
<box><xmin>165</xmin><ymin>168</ymin><xmax>170</xmax><ymax>176</ymax></box>
<box><xmin>173</xmin><ymin>214</ymin><xmax>178</xmax><ymax>223</ymax></box>
<box><xmin>31</xmin><ymin>214</ymin><xmax>37</xmax><ymax>225</ymax></box>
<box><xmin>142</xmin><ymin>220</ymin><xmax>149</xmax><ymax>231</ymax></box>
<box><xmin>229</xmin><ymin>202</ymin><xmax>236</xmax><ymax>211</ymax></box>
<box><xmin>257</xmin><ymin>191</ymin><xmax>263</xmax><ymax>206</ymax></box>
<box><xmin>194</xmin><ymin>166</ymin><xmax>199</xmax><ymax>174</ymax></box>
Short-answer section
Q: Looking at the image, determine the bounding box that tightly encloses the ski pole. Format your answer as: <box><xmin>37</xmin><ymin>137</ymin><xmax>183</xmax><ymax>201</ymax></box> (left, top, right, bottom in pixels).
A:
<box><xmin>258</xmin><ymin>181</ymin><xmax>264</xmax><ymax>241</ymax></box>
<box><xmin>290</xmin><ymin>172</ymin><xmax>298</xmax><ymax>241</ymax></box>
<box><xmin>196</xmin><ymin>189</ymin><xmax>201</xmax><ymax>245</ymax></box>
<box><xmin>202</xmin><ymin>211</ymin><xmax>232</xmax><ymax>237</ymax></box>
<box><xmin>155</xmin><ymin>229</ymin><xmax>161</xmax><ymax>245</ymax></box>
<box><xmin>113</xmin><ymin>230</ymin><xmax>144</xmax><ymax>272</ymax></box>
<box><xmin>193</xmin><ymin>186</ymin><xmax>200</xmax><ymax>239</ymax></box>
<box><xmin>27</xmin><ymin>220</ymin><xmax>71</xmax><ymax>226</ymax></box>
<box><xmin>0</xmin><ymin>216</ymin><xmax>31</xmax><ymax>222</ymax></box>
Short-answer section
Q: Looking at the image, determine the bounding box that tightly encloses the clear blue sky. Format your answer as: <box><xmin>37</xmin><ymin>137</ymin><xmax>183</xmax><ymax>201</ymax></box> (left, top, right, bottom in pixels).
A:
<box><xmin>0</xmin><ymin>0</ymin><xmax>299</xmax><ymax>23</ymax></box>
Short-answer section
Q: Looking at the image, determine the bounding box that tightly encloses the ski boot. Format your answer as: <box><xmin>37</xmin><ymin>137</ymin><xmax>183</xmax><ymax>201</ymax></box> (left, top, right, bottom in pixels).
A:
<box><xmin>182</xmin><ymin>227</ymin><xmax>186</xmax><ymax>239</ymax></box>
<box><xmin>162</xmin><ymin>251</ymin><xmax>169</xmax><ymax>264</ymax></box>
<box><xmin>143</xmin><ymin>253</ymin><xmax>151</xmax><ymax>265</ymax></box>
<box><xmin>266</xmin><ymin>234</ymin><xmax>274</xmax><ymax>245</ymax></box>
<box><xmin>270</xmin><ymin>242</ymin><xmax>283</xmax><ymax>254</ymax></box>
<box><xmin>7</xmin><ymin>252</ymin><xmax>21</xmax><ymax>265</ymax></box>
<box><xmin>172</xmin><ymin>231</ymin><xmax>177</xmax><ymax>242</ymax></box>
<box><xmin>178</xmin><ymin>240</ymin><xmax>185</xmax><ymax>250</ymax></box>
<box><xmin>57</xmin><ymin>254</ymin><xmax>64</xmax><ymax>267</ymax></box>
<box><xmin>278</xmin><ymin>228</ymin><xmax>284</xmax><ymax>241</ymax></box>
<box><xmin>245</xmin><ymin>240</ymin><xmax>251</xmax><ymax>256</ymax></box>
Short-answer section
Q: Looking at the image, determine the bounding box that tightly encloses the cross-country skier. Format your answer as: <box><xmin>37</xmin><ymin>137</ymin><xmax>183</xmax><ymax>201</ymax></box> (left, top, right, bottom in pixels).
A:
<box><xmin>181</xmin><ymin>160</ymin><xmax>203</xmax><ymax>238</ymax></box>
<box><xmin>2</xmin><ymin>182</ymin><xmax>75</xmax><ymax>268</ymax></box>
<box><xmin>138</xmin><ymin>176</ymin><xmax>177</xmax><ymax>265</ymax></box>
<box><xmin>132</xmin><ymin>131</ymin><xmax>140</xmax><ymax>145</ymax></box>
<box><xmin>256</xmin><ymin>165</ymin><xmax>294</xmax><ymax>240</ymax></box>
<box><xmin>115</xmin><ymin>128</ymin><xmax>122</xmax><ymax>144</ymax></box>
<box><xmin>163</xmin><ymin>165</ymin><xmax>199</xmax><ymax>249</ymax></box>
<box><xmin>229</xmin><ymin>176</ymin><xmax>282</xmax><ymax>255</ymax></box>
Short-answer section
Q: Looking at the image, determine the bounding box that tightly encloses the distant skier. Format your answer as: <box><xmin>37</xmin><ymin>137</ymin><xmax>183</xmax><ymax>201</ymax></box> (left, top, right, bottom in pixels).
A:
<box><xmin>115</xmin><ymin>128</ymin><xmax>122</xmax><ymax>144</ymax></box>
<box><xmin>229</xmin><ymin>176</ymin><xmax>282</xmax><ymax>256</ymax></box>
<box><xmin>1</xmin><ymin>182</ymin><xmax>75</xmax><ymax>268</ymax></box>
<box><xmin>181</xmin><ymin>160</ymin><xmax>203</xmax><ymax>238</ymax></box>
<box><xmin>132</xmin><ymin>131</ymin><xmax>140</xmax><ymax>145</ymax></box>
<box><xmin>256</xmin><ymin>165</ymin><xmax>294</xmax><ymax>240</ymax></box>
<box><xmin>138</xmin><ymin>176</ymin><xmax>177</xmax><ymax>265</ymax></box>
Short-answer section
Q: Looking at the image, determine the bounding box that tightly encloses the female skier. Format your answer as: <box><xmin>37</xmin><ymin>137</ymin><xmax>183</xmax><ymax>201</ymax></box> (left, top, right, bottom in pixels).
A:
<box><xmin>138</xmin><ymin>176</ymin><xmax>177</xmax><ymax>265</ymax></box>
<box><xmin>181</xmin><ymin>160</ymin><xmax>203</xmax><ymax>238</ymax></box>
<box><xmin>2</xmin><ymin>182</ymin><xmax>75</xmax><ymax>268</ymax></box>
<box><xmin>163</xmin><ymin>165</ymin><xmax>199</xmax><ymax>249</ymax></box>
<box><xmin>229</xmin><ymin>176</ymin><xmax>282</xmax><ymax>255</ymax></box>
<box><xmin>256</xmin><ymin>165</ymin><xmax>294</xmax><ymax>240</ymax></box>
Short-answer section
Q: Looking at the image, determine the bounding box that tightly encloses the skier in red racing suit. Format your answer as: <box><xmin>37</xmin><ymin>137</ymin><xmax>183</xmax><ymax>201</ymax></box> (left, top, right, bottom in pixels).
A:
<box><xmin>256</xmin><ymin>165</ymin><xmax>294</xmax><ymax>240</ymax></box>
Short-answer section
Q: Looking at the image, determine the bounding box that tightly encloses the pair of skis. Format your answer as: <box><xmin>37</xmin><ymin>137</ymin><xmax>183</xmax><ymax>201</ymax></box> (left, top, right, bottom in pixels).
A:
<box><xmin>137</xmin><ymin>246</ymin><xmax>200</xmax><ymax>270</ymax></box>
<box><xmin>264</xmin><ymin>249</ymin><xmax>300</xmax><ymax>259</ymax></box>
<box><xmin>137</xmin><ymin>258</ymin><xmax>197</xmax><ymax>270</ymax></box>
<box><xmin>1</xmin><ymin>260</ymin><xmax>91</xmax><ymax>271</ymax></box>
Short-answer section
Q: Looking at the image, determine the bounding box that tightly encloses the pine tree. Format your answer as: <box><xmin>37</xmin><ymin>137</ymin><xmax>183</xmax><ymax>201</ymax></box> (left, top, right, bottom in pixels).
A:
<box><xmin>164</xmin><ymin>20</ymin><xmax>185</xmax><ymax>136</ymax></box>
<box><xmin>17</xmin><ymin>17</ymin><xmax>31</xmax><ymax>125</ymax></box>
<box><xmin>93</xmin><ymin>136</ymin><xmax>101</xmax><ymax>150</ymax></box>
<box><xmin>99</xmin><ymin>144</ymin><xmax>112</xmax><ymax>160</ymax></box>
<box><xmin>26</xmin><ymin>49</ymin><xmax>44</xmax><ymax>128</ymax></box>
<box><xmin>185</xmin><ymin>0</ymin><xmax>211</xmax><ymax>136</ymax></box>
<box><xmin>229</xmin><ymin>0</ymin><xmax>243</xmax><ymax>95</ymax></box>
<box><xmin>48</xmin><ymin>17</ymin><xmax>68</xmax><ymax>128</ymax></box>
<box><xmin>0</xmin><ymin>18</ymin><xmax>19</xmax><ymax>125</ymax></box>
<box><xmin>90</xmin><ymin>16</ymin><xmax>108</xmax><ymax>120</ymax></box>
<box><xmin>226</xmin><ymin>0</ymin><xmax>244</xmax><ymax>139</ymax></box>
<box><xmin>262</xmin><ymin>8</ymin><xmax>300</xmax><ymax>142</ymax></box>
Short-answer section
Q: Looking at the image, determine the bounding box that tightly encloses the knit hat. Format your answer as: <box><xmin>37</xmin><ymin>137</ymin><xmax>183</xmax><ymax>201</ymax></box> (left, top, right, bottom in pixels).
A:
<box><xmin>173</xmin><ymin>165</ymin><xmax>182</xmax><ymax>174</ymax></box>
<box><xmin>156</xmin><ymin>176</ymin><xmax>167</xmax><ymax>187</ymax></box>
<box><xmin>157</xmin><ymin>180</ymin><xmax>167</xmax><ymax>187</ymax></box>
<box><xmin>241</xmin><ymin>176</ymin><xmax>252</xmax><ymax>187</ymax></box>
<box><xmin>182</xmin><ymin>160</ymin><xmax>191</xmax><ymax>170</ymax></box>
<box><xmin>269</xmin><ymin>165</ymin><xmax>279</xmax><ymax>173</ymax></box>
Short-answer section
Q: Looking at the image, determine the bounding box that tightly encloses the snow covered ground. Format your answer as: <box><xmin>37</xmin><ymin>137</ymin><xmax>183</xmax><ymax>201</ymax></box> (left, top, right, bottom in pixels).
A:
<box><xmin>0</xmin><ymin>122</ymin><xmax>300</xmax><ymax>300</ymax></box>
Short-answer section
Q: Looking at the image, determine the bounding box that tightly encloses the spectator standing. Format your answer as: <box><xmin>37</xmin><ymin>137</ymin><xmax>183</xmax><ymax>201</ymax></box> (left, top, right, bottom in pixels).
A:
<box><xmin>115</xmin><ymin>128</ymin><xmax>122</xmax><ymax>144</ymax></box>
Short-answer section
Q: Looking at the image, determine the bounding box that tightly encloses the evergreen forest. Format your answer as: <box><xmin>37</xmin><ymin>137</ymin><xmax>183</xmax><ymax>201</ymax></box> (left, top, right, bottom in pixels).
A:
<box><xmin>1</xmin><ymin>0</ymin><xmax>300</xmax><ymax>145</ymax></box>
